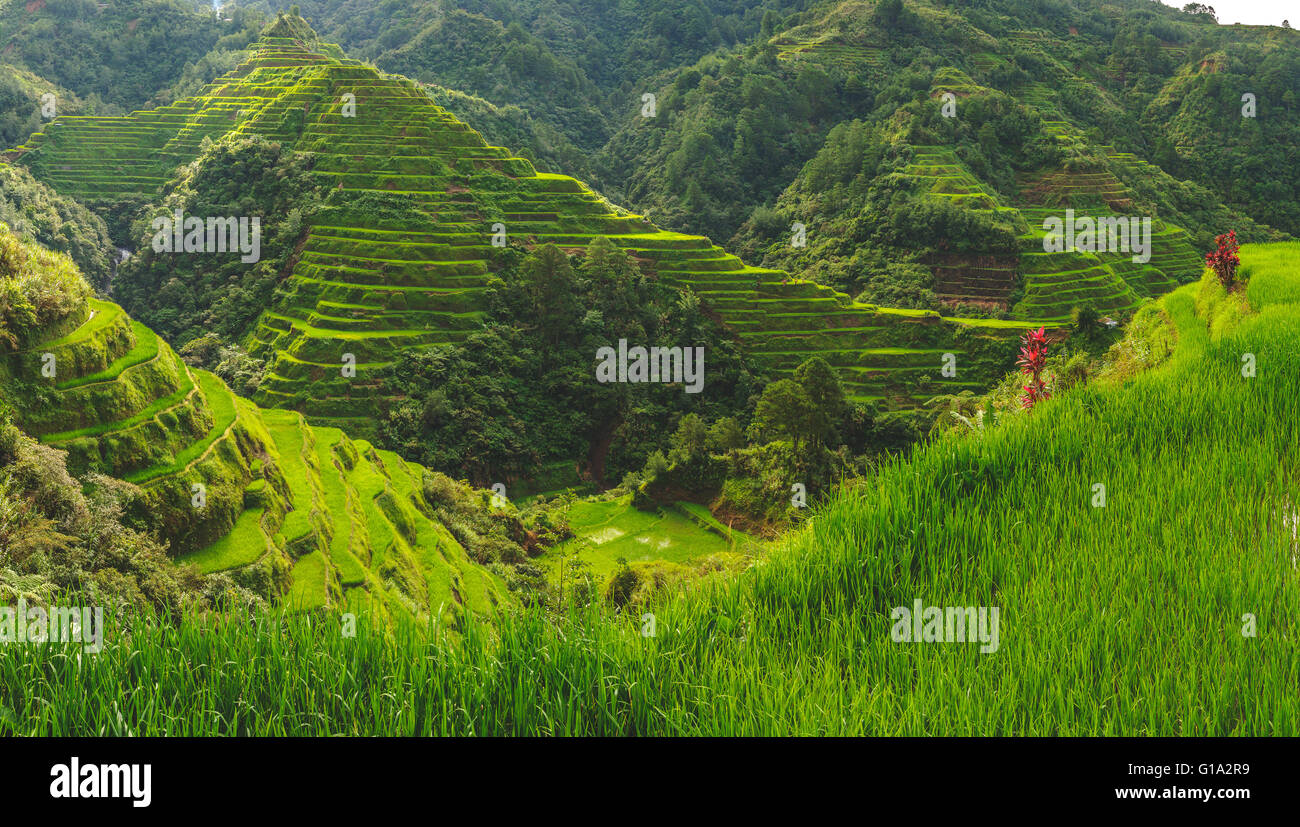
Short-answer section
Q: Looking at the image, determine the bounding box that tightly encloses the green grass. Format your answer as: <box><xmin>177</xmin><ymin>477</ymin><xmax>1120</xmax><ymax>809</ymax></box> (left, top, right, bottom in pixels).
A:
<box><xmin>176</xmin><ymin>506</ymin><xmax>271</xmax><ymax>574</ymax></box>
<box><xmin>8</xmin><ymin>244</ymin><xmax>1295</xmax><ymax>735</ymax></box>
<box><xmin>264</xmin><ymin>409</ymin><xmax>317</xmax><ymax>543</ymax></box>
<box><xmin>124</xmin><ymin>370</ymin><xmax>238</xmax><ymax>484</ymax></box>
<box><xmin>54</xmin><ymin>321</ymin><xmax>159</xmax><ymax>389</ymax></box>
<box><xmin>1243</xmin><ymin>241</ymin><xmax>1300</xmax><ymax>309</ymax></box>
<box><xmin>41</xmin><ymin>355</ymin><xmax>196</xmax><ymax>443</ymax></box>
<box><xmin>18</xmin><ymin>297</ymin><xmax>121</xmax><ymax>352</ymax></box>
<box><xmin>287</xmin><ymin>551</ymin><xmax>329</xmax><ymax>611</ymax></box>
<box><xmin>312</xmin><ymin>426</ymin><xmax>368</xmax><ymax>587</ymax></box>
<box><xmin>540</xmin><ymin>497</ymin><xmax>758</xmax><ymax>583</ymax></box>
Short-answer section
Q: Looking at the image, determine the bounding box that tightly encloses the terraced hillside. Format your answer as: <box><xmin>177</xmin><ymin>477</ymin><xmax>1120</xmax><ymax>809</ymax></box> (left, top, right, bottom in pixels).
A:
<box><xmin>1009</xmin><ymin>121</ymin><xmax>1203</xmax><ymax>319</ymax></box>
<box><xmin>0</xmin><ymin>245</ymin><xmax>512</xmax><ymax>624</ymax></box>
<box><xmin>6</xmin><ymin>16</ymin><xmax>1031</xmax><ymax>417</ymax></box>
<box><xmin>897</xmin><ymin>113</ymin><xmax>1202</xmax><ymax>322</ymax></box>
<box><xmin>749</xmin><ymin>30</ymin><xmax>1209</xmax><ymax>323</ymax></box>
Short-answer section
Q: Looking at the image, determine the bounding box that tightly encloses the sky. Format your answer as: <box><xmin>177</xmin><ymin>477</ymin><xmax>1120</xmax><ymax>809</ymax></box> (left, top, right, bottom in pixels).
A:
<box><xmin>1157</xmin><ymin>0</ymin><xmax>1296</xmax><ymax>26</ymax></box>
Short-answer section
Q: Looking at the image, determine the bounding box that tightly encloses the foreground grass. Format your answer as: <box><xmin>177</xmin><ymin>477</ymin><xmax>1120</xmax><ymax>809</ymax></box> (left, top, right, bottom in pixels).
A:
<box><xmin>2</xmin><ymin>246</ymin><xmax>1297</xmax><ymax>735</ymax></box>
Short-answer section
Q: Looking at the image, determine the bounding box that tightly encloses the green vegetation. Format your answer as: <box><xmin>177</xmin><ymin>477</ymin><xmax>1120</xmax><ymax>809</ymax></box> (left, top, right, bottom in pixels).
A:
<box><xmin>0</xmin><ymin>0</ymin><xmax>263</xmax><ymax>113</ymax></box>
<box><xmin>597</xmin><ymin>0</ymin><xmax>1299</xmax><ymax>248</ymax></box>
<box><xmin>733</xmin><ymin>86</ymin><xmax>1251</xmax><ymax>325</ymax></box>
<box><xmin>0</xmin><ymin>2</ymin><xmax>1297</xmax><ymax>739</ymax></box>
<box><xmin>381</xmin><ymin>239</ymin><xmax>761</xmax><ymax>486</ymax></box>
<box><xmin>0</xmin><ymin>221</ymin><xmax>90</xmax><ymax>350</ymax></box>
<box><xmin>0</xmin><ymin>62</ymin><xmax>83</xmax><ymax>151</ymax></box>
<box><xmin>179</xmin><ymin>505</ymin><xmax>273</xmax><ymax>575</ymax></box>
<box><xmin>116</xmin><ymin>134</ymin><xmax>325</xmax><ymax>346</ymax></box>
<box><xmin>7</xmin><ymin>241</ymin><xmax>1296</xmax><ymax>735</ymax></box>
<box><xmin>0</xmin><ymin>164</ymin><xmax>115</xmax><ymax>287</ymax></box>
<box><xmin>245</xmin><ymin>0</ymin><xmax>807</xmax><ymax>178</ymax></box>
<box><xmin>11</xmin><ymin>15</ymin><xmax>1026</xmax><ymax>443</ymax></box>
<box><xmin>0</xmin><ymin>225</ymin><xmax>565</xmax><ymax>622</ymax></box>
<box><xmin>545</xmin><ymin>496</ymin><xmax>756</xmax><ymax>580</ymax></box>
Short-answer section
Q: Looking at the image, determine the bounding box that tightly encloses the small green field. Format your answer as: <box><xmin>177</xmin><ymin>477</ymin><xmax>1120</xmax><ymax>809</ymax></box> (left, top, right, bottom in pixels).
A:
<box><xmin>540</xmin><ymin>496</ymin><xmax>762</xmax><ymax>583</ymax></box>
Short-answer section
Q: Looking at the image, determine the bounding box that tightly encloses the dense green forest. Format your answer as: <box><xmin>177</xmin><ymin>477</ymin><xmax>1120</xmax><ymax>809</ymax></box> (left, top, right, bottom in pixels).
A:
<box><xmin>0</xmin><ymin>0</ymin><xmax>262</xmax><ymax>110</ymax></box>
<box><xmin>0</xmin><ymin>163</ymin><xmax>114</xmax><ymax>286</ymax></box>
<box><xmin>592</xmin><ymin>0</ymin><xmax>1300</xmax><ymax>248</ymax></box>
<box><xmin>115</xmin><ymin>134</ymin><xmax>324</xmax><ymax>345</ymax></box>
<box><xmin>380</xmin><ymin>239</ymin><xmax>764</xmax><ymax>487</ymax></box>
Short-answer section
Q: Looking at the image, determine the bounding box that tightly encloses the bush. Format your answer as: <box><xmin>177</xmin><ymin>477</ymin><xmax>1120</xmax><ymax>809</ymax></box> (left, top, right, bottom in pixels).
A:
<box><xmin>604</xmin><ymin>563</ymin><xmax>640</xmax><ymax>608</ymax></box>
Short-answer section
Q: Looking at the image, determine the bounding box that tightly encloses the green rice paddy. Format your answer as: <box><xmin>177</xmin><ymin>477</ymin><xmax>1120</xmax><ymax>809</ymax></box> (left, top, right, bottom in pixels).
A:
<box><xmin>541</xmin><ymin>497</ymin><xmax>762</xmax><ymax>583</ymax></box>
<box><xmin>6</xmin><ymin>243</ymin><xmax>1294</xmax><ymax>735</ymax></box>
<box><xmin>0</xmin><ymin>290</ymin><xmax>511</xmax><ymax>622</ymax></box>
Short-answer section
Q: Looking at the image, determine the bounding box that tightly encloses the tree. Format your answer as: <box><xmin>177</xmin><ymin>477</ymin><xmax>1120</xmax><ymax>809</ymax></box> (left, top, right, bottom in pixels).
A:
<box><xmin>875</xmin><ymin>0</ymin><xmax>905</xmax><ymax>29</ymax></box>
<box><xmin>669</xmin><ymin>413</ymin><xmax>709</xmax><ymax>459</ymax></box>
<box><xmin>794</xmin><ymin>357</ymin><xmax>848</xmax><ymax>451</ymax></box>
<box><xmin>517</xmin><ymin>244</ymin><xmax>581</xmax><ymax>351</ymax></box>
<box><xmin>752</xmin><ymin>379</ymin><xmax>813</xmax><ymax>450</ymax></box>
<box><xmin>1070</xmin><ymin>305</ymin><xmax>1103</xmax><ymax>342</ymax></box>
<box><xmin>706</xmin><ymin>417</ymin><xmax>745</xmax><ymax>453</ymax></box>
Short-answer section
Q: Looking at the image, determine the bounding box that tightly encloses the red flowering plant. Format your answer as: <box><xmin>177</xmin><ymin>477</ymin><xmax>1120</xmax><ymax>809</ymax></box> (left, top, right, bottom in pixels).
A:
<box><xmin>1017</xmin><ymin>326</ymin><xmax>1051</xmax><ymax>411</ymax></box>
<box><xmin>1205</xmin><ymin>230</ymin><xmax>1240</xmax><ymax>289</ymax></box>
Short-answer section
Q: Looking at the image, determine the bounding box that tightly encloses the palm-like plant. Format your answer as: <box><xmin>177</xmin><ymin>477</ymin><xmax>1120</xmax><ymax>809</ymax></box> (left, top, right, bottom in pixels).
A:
<box><xmin>925</xmin><ymin>390</ymin><xmax>990</xmax><ymax>437</ymax></box>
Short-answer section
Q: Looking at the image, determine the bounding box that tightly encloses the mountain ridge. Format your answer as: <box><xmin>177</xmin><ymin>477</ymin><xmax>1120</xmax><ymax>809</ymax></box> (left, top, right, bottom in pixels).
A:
<box><xmin>7</xmin><ymin>14</ymin><xmax>1035</xmax><ymax>424</ymax></box>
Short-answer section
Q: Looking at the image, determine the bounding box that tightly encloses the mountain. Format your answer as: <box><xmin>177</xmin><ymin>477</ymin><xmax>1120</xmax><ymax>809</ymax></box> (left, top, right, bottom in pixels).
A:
<box><xmin>6</xmin><ymin>13</ymin><xmax>1030</xmax><ymax>433</ymax></box>
<box><xmin>11</xmin><ymin>237</ymin><xmax>1298</xmax><ymax>734</ymax></box>
<box><xmin>729</xmin><ymin>74</ymin><xmax>1220</xmax><ymax>321</ymax></box>
<box><xmin>592</xmin><ymin>0</ymin><xmax>1297</xmax><ymax>263</ymax></box>
<box><xmin>0</xmin><ymin>222</ymin><xmax>530</xmax><ymax>623</ymax></box>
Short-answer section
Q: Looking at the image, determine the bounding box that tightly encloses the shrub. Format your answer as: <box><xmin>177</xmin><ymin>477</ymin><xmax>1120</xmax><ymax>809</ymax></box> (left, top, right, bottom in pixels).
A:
<box><xmin>604</xmin><ymin>563</ymin><xmax>640</xmax><ymax>608</ymax></box>
<box><xmin>1205</xmin><ymin>230</ymin><xmax>1241</xmax><ymax>289</ymax></box>
<box><xmin>1017</xmin><ymin>327</ymin><xmax>1051</xmax><ymax>410</ymax></box>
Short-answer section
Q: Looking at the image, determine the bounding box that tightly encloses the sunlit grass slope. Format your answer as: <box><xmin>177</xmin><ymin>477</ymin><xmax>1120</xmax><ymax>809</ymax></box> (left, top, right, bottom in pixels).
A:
<box><xmin>10</xmin><ymin>243</ymin><xmax>1295</xmax><ymax>736</ymax></box>
<box><xmin>0</xmin><ymin>228</ymin><xmax>512</xmax><ymax>625</ymax></box>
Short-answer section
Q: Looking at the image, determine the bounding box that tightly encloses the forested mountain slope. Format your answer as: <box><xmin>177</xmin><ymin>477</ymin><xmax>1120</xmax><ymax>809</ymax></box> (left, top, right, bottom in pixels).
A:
<box><xmin>594</xmin><ymin>0</ymin><xmax>1299</xmax><ymax>246</ymax></box>
<box><xmin>7</xmin><ymin>14</ymin><xmax>1032</xmax><ymax>428</ymax></box>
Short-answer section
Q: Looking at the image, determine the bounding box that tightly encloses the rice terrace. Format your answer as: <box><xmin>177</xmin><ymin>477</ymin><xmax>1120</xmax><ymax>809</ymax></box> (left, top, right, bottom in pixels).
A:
<box><xmin>0</xmin><ymin>0</ymin><xmax>1296</xmax><ymax>799</ymax></box>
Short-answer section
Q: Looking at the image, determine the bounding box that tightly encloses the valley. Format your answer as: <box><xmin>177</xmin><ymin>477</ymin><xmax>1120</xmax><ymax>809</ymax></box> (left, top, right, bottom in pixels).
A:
<box><xmin>0</xmin><ymin>0</ymin><xmax>1296</xmax><ymax>740</ymax></box>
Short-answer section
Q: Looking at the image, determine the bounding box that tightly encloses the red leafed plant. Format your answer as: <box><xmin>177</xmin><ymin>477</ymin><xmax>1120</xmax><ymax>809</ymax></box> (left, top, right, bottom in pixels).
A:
<box><xmin>1017</xmin><ymin>326</ymin><xmax>1051</xmax><ymax>410</ymax></box>
<box><xmin>1205</xmin><ymin>230</ymin><xmax>1240</xmax><ymax>288</ymax></box>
